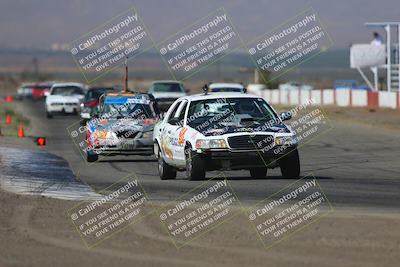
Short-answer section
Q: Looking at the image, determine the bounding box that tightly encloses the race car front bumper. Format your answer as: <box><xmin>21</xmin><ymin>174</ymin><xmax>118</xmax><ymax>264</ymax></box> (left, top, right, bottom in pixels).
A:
<box><xmin>47</xmin><ymin>103</ymin><xmax>79</xmax><ymax>114</ymax></box>
<box><xmin>197</xmin><ymin>146</ymin><xmax>297</xmax><ymax>170</ymax></box>
<box><xmin>92</xmin><ymin>137</ymin><xmax>153</xmax><ymax>156</ymax></box>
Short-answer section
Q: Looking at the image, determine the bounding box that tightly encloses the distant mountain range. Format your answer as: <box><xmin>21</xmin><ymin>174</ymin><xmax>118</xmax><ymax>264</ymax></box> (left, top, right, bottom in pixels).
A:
<box><xmin>0</xmin><ymin>48</ymin><xmax>362</xmax><ymax>85</ymax></box>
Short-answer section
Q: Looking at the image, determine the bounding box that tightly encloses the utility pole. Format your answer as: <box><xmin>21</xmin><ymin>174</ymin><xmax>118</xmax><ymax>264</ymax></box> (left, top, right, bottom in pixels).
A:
<box><xmin>124</xmin><ymin>56</ymin><xmax>128</xmax><ymax>93</ymax></box>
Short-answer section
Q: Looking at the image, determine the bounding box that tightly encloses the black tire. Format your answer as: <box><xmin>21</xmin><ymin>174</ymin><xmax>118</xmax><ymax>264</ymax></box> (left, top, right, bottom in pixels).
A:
<box><xmin>46</xmin><ymin>111</ymin><xmax>53</xmax><ymax>118</ymax></box>
<box><xmin>157</xmin><ymin>148</ymin><xmax>176</xmax><ymax>180</ymax></box>
<box><xmin>249</xmin><ymin>167</ymin><xmax>267</xmax><ymax>179</ymax></box>
<box><xmin>86</xmin><ymin>150</ymin><xmax>98</xmax><ymax>162</ymax></box>
<box><xmin>279</xmin><ymin>149</ymin><xmax>300</xmax><ymax>178</ymax></box>
<box><xmin>185</xmin><ymin>145</ymin><xmax>206</xmax><ymax>181</ymax></box>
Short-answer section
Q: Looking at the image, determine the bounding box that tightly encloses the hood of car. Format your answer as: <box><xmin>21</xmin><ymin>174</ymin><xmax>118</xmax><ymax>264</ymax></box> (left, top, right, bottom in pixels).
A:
<box><xmin>90</xmin><ymin>118</ymin><xmax>155</xmax><ymax>133</ymax></box>
<box><xmin>199</xmin><ymin>122</ymin><xmax>290</xmax><ymax>137</ymax></box>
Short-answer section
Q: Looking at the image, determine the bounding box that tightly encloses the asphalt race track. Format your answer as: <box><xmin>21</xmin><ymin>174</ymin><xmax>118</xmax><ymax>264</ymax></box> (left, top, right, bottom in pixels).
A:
<box><xmin>19</xmin><ymin>100</ymin><xmax>400</xmax><ymax>210</ymax></box>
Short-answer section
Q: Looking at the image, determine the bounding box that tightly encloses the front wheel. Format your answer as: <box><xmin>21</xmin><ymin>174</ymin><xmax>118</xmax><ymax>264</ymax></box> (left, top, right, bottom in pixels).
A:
<box><xmin>158</xmin><ymin>148</ymin><xmax>176</xmax><ymax>180</ymax></box>
<box><xmin>185</xmin><ymin>146</ymin><xmax>206</xmax><ymax>181</ymax></box>
<box><xmin>279</xmin><ymin>149</ymin><xmax>300</xmax><ymax>178</ymax></box>
<box><xmin>86</xmin><ymin>150</ymin><xmax>98</xmax><ymax>162</ymax></box>
<box><xmin>249</xmin><ymin>167</ymin><xmax>267</xmax><ymax>179</ymax></box>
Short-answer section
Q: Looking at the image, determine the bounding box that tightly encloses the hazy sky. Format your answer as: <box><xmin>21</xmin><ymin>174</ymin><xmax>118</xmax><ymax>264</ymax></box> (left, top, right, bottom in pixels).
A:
<box><xmin>0</xmin><ymin>0</ymin><xmax>398</xmax><ymax>49</ymax></box>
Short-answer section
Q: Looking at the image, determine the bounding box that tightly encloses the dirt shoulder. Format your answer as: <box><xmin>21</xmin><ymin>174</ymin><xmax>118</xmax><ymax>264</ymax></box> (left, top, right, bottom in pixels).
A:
<box><xmin>0</xmin><ymin>189</ymin><xmax>399</xmax><ymax>267</ymax></box>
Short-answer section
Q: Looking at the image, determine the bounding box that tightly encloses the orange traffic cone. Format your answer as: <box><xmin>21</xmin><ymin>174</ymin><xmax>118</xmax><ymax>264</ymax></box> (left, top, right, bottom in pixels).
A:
<box><xmin>18</xmin><ymin>125</ymin><xmax>25</xmax><ymax>138</ymax></box>
<box><xmin>6</xmin><ymin>114</ymin><xmax>12</xmax><ymax>125</ymax></box>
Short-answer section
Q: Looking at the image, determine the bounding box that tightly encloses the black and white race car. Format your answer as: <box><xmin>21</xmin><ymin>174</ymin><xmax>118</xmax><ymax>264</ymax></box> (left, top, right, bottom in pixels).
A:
<box><xmin>153</xmin><ymin>92</ymin><xmax>300</xmax><ymax>180</ymax></box>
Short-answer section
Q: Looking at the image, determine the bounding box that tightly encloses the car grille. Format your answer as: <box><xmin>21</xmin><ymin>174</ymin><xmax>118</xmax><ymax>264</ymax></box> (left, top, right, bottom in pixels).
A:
<box><xmin>116</xmin><ymin>130</ymin><xmax>139</xmax><ymax>139</ymax></box>
<box><xmin>51</xmin><ymin>102</ymin><xmax>77</xmax><ymax>106</ymax></box>
<box><xmin>227</xmin><ymin>135</ymin><xmax>273</xmax><ymax>150</ymax></box>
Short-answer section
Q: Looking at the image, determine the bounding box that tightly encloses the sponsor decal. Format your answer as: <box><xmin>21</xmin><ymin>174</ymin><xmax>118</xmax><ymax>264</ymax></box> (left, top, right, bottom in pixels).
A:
<box><xmin>178</xmin><ymin>128</ymin><xmax>188</xmax><ymax>145</ymax></box>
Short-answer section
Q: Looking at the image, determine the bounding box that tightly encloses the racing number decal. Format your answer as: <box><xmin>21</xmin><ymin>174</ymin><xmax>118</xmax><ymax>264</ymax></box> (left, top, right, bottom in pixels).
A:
<box><xmin>161</xmin><ymin>127</ymin><xmax>174</xmax><ymax>160</ymax></box>
<box><xmin>161</xmin><ymin>138</ymin><xmax>174</xmax><ymax>160</ymax></box>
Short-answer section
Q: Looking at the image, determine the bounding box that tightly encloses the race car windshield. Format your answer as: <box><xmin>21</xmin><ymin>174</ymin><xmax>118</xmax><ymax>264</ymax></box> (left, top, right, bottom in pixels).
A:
<box><xmin>86</xmin><ymin>89</ymin><xmax>109</xmax><ymax>100</ymax></box>
<box><xmin>52</xmin><ymin>86</ymin><xmax>83</xmax><ymax>96</ymax></box>
<box><xmin>152</xmin><ymin>83</ymin><xmax>184</xmax><ymax>92</ymax></box>
<box><xmin>210</xmin><ymin>87</ymin><xmax>243</xmax><ymax>92</ymax></box>
<box><xmin>102</xmin><ymin>103</ymin><xmax>155</xmax><ymax>119</ymax></box>
<box><xmin>187</xmin><ymin>98</ymin><xmax>278</xmax><ymax>128</ymax></box>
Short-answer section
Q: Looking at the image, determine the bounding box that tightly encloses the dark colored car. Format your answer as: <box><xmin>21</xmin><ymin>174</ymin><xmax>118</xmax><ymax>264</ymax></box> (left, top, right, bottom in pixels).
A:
<box><xmin>80</xmin><ymin>87</ymin><xmax>116</xmax><ymax>124</ymax></box>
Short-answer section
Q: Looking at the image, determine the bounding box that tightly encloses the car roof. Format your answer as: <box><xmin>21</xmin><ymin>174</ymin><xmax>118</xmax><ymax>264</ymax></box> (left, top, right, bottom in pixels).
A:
<box><xmin>88</xmin><ymin>86</ymin><xmax>115</xmax><ymax>91</ymax></box>
<box><xmin>178</xmin><ymin>92</ymin><xmax>260</xmax><ymax>102</ymax></box>
<box><xmin>104</xmin><ymin>92</ymin><xmax>153</xmax><ymax>99</ymax></box>
<box><xmin>151</xmin><ymin>80</ymin><xmax>182</xmax><ymax>84</ymax></box>
<box><xmin>51</xmin><ymin>82</ymin><xmax>85</xmax><ymax>88</ymax></box>
<box><xmin>105</xmin><ymin>91</ymin><xmax>138</xmax><ymax>96</ymax></box>
<box><xmin>209</xmin><ymin>83</ymin><xmax>244</xmax><ymax>89</ymax></box>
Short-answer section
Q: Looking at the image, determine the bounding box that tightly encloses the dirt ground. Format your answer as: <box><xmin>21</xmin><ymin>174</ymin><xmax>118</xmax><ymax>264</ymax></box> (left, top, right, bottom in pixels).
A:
<box><xmin>0</xmin><ymin>188</ymin><xmax>399</xmax><ymax>267</ymax></box>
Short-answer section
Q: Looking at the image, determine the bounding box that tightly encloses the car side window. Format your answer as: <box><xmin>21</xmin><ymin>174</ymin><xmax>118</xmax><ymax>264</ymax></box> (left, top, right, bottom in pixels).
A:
<box><xmin>176</xmin><ymin>101</ymin><xmax>188</xmax><ymax>126</ymax></box>
<box><xmin>166</xmin><ymin>101</ymin><xmax>181</xmax><ymax>124</ymax></box>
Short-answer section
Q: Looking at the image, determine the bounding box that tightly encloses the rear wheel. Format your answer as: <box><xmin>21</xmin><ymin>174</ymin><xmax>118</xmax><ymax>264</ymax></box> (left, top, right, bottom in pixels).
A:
<box><xmin>279</xmin><ymin>149</ymin><xmax>300</xmax><ymax>178</ymax></box>
<box><xmin>249</xmin><ymin>167</ymin><xmax>267</xmax><ymax>179</ymax></box>
<box><xmin>158</xmin><ymin>147</ymin><xmax>176</xmax><ymax>180</ymax></box>
<box><xmin>185</xmin><ymin>145</ymin><xmax>206</xmax><ymax>181</ymax></box>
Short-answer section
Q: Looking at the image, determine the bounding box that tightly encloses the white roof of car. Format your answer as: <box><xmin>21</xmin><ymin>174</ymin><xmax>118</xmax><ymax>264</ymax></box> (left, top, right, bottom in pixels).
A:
<box><xmin>151</xmin><ymin>80</ymin><xmax>182</xmax><ymax>84</ymax></box>
<box><xmin>209</xmin><ymin>83</ymin><xmax>244</xmax><ymax>89</ymax></box>
<box><xmin>179</xmin><ymin>92</ymin><xmax>260</xmax><ymax>102</ymax></box>
<box><xmin>51</xmin><ymin>82</ymin><xmax>85</xmax><ymax>88</ymax></box>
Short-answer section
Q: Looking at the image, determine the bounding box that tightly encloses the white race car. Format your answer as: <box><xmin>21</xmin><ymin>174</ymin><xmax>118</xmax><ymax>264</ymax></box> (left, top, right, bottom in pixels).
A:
<box><xmin>45</xmin><ymin>83</ymin><xmax>86</xmax><ymax>118</ymax></box>
<box><xmin>148</xmin><ymin>80</ymin><xmax>188</xmax><ymax>111</ymax></box>
<box><xmin>153</xmin><ymin>92</ymin><xmax>300</xmax><ymax>180</ymax></box>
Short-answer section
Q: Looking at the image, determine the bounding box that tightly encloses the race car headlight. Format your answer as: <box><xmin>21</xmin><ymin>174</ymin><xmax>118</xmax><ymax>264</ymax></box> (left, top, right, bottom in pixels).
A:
<box><xmin>141</xmin><ymin>131</ymin><xmax>152</xmax><ymax>139</ymax></box>
<box><xmin>274</xmin><ymin>136</ymin><xmax>297</xmax><ymax>146</ymax></box>
<box><xmin>195</xmin><ymin>139</ymin><xmax>227</xmax><ymax>149</ymax></box>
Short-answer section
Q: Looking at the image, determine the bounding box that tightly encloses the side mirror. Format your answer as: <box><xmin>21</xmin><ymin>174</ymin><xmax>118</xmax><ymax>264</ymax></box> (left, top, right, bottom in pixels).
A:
<box><xmin>159</xmin><ymin>112</ymin><xmax>165</xmax><ymax>120</ymax></box>
<box><xmin>280</xmin><ymin>111</ymin><xmax>292</xmax><ymax>121</ymax></box>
